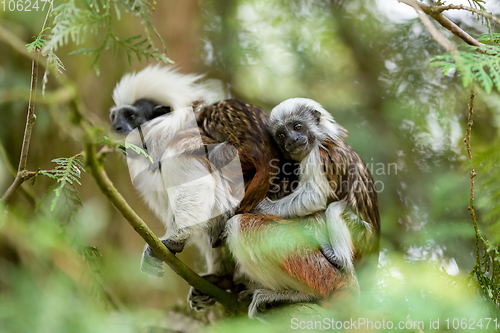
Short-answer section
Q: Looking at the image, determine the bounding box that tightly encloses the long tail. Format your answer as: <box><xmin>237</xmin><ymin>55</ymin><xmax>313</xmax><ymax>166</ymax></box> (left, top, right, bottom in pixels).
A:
<box><xmin>236</xmin><ymin>158</ymin><xmax>273</xmax><ymax>213</ymax></box>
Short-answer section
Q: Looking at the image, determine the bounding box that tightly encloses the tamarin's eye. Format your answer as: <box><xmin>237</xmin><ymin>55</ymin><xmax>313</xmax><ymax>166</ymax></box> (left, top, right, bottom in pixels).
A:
<box><xmin>277</xmin><ymin>133</ymin><xmax>286</xmax><ymax>141</ymax></box>
<box><xmin>294</xmin><ymin>123</ymin><xmax>302</xmax><ymax>131</ymax></box>
<box><xmin>127</xmin><ymin>114</ymin><xmax>136</xmax><ymax>121</ymax></box>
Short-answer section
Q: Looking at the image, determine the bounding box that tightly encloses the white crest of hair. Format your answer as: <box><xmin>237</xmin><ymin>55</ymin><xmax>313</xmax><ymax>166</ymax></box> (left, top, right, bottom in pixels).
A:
<box><xmin>112</xmin><ymin>65</ymin><xmax>223</xmax><ymax>110</ymax></box>
<box><xmin>269</xmin><ymin>97</ymin><xmax>346</xmax><ymax>142</ymax></box>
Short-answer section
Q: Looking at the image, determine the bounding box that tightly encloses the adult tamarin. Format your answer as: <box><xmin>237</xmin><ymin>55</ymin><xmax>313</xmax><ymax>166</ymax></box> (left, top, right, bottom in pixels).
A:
<box><xmin>110</xmin><ymin>65</ymin><xmax>286</xmax><ymax>310</ymax></box>
<box><xmin>254</xmin><ymin>97</ymin><xmax>380</xmax><ymax>269</ymax></box>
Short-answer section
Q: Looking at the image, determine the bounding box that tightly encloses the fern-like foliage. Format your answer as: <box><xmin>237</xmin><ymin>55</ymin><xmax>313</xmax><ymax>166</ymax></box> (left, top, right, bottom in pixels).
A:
<box><xmin>468</xmin><ymin>229</ymin><xmax>500</xmax><ymax>308</ymax></box>
<box><xmin>98</xmin><ymin>136</ymin><xmax>153</xmax><ymax>163</ymax></box>
<box><xmin>476</xmin><ymin>136</ymin><xmax>500</xmax><ymax>241</ymax></box>
<box><xmin>431</xmin><ymin>45</ymin><xmax>500</xmax><ymax>94</ymax></box>
<box><xmin>40</xmin><ymin>154</ymin><xmax>86</xmax><ymax>211</ymax></box>
<box><xmin>478</xmin><ymin>33</ymin><xmax>500</xmax><ymax>45</ymax></box>
<box><xmin>466</xmin><ymin>102</ymin><xmax>500</xmax><ymax>308</ymax></box>
<box><xmin>468</xmin><ymin>0</ymin><xmax>487</xmax><ymax>12</ymax></box>
<box><xmin>42</xmin><ymin>0</ymin><xmax>171</xmax><ymax>76</ymax></box>
<box><xmin>79</xmin><ymin>246</ymin><xmax>115</xmax><ymax>309</ymax></box>
<box><xmin>26</xmin><ymin>27</ymin><xmax>51</xmax><ymax>53</ymax></box>
<box><xmin>467</xmin><ymin>0</ymin><xmax>492</xmax><ymax>32</ymax></box>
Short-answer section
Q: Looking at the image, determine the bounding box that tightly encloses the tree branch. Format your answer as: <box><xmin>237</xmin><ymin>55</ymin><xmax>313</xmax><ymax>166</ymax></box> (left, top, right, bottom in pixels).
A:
<box><xmin>419</xmin><ymin>2</ymin><xmax>484</xmax><ymax>47</ymax></box>
<box><xmin>0</xmin><ymin>143</ymin><xmax>52</xmax><ymax>209</ymax></box>
<box><xmin>464</xmin><ymin>90</ymin><xmax>480</xmax><ymax>267</ymax></box>
<box><xmin>398</xmin><ymin>0</ymin><xmax>458</xmax><ymax>54</ymax></box>
<box><xmin>84</xmin><ymin>137</ymin><xmax>246</xmax><ymax>314</ymax></box>
<box><xmin>432</xmin><ymin>4</ymin><xmax>500</xmax><ymax>27</ymax></box>
<box><xmin>399</xmin><ymin>0</ymin><xmax>484</xmax><ymax>48</ymax></box>
<box><xmin>2</xmin><ymin>57</ymin><xmax>39</xmax><ymax>203</ymax></box>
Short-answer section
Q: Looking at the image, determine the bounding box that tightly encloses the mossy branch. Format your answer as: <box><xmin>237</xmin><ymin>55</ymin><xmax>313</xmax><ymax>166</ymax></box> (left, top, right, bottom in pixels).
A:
<box><xmin>84</xmin><ymin>135</ymin><xmax>246</xmax><ymax>314</ymax></box>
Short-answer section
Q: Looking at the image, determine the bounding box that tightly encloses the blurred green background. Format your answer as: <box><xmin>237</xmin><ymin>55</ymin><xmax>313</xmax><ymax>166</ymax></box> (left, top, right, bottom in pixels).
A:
<box><xmin>1</xmin><ymin>0</ymin><xmax>499</xmax><ymax>331</ymax></box>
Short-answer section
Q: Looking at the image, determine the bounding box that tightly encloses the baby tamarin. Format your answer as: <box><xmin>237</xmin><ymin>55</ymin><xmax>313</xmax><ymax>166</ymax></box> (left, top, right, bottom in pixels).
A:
<box><xmin>255</xmin><ymin>98</ymin><xmax>380</xmax><ymax>270</ymax></box>
<box><xmin>225</xmin><ymin>98</ymin><xmax>380</xmax><ymax>316</ymax></box>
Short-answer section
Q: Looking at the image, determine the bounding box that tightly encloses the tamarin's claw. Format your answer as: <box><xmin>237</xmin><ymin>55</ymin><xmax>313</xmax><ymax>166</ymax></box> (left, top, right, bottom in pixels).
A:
<box><xmin>238</xmin><ymin>289</ymin><xmax>254</xmax><ymax>302</ymax></box>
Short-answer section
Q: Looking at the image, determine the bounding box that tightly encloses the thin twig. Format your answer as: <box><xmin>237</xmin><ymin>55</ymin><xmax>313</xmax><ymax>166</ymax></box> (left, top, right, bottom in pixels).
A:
<box><xmin>398</xmin><ymin>0</ymin><xmax>458</xmax><ymax>54</ymax></box>
<box><xmin>18</xmin><ymin>58</ymin><xmax>38</xmax><ymax>172</ymax></box>
<box><xmin>419</xmin><ymin>2</ymin><xmax>484</xmax><ymax>47</ymax></box>
<box><xmin>464</xmin><ymin>90</ymin><xmax>481</xmax><ymax>267</ymax></box>
<box><xmin>2</xmin><ymin>57</ymin><xmax>39</xmax><ymax>203</ymax></box>
<box><xmin>432</xmin><ymin>4</ymin><xmax>500</xmax><ymax>27</ymax></box>
<box><xmin>0</xmin><ymin>24</ymin><xmax>101</xmax><ymax>128</ymax></box>
<box><xmin>399</xmin><ymin>0</ymin><xmax>483</xmax><ymax>47</ymax></box>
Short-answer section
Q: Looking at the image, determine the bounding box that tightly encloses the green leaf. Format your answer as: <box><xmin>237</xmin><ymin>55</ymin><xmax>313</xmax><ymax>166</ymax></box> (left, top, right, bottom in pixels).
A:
<box><xmin>26</xmin><ymin>27</ymin><xmax>52</xmax><ymax>52</ymax></box>
<box><xmin>431</xmin><ymin>45</ymin><xmax>500</xmax><ymax>94</ymax></box>
<box><xmin>478</xmin><ymin>33</ymin><xmax>500</xmax><ymax>45</ymax></box>
<box><xmin>42</xmin><ymin>0</ymin><xmax>171</xmax><ymax>76</ymax></box>
<box><xmin>43</xmin><ymin>154</ymin><xmax>85</xmax><ymax>212</ymax></box>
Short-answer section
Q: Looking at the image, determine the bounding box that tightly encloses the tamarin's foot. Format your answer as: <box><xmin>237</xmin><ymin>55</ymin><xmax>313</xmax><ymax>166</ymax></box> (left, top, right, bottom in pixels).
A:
<box><xmin>188</xmin><ymin>289</ymin><xmax>216</xmax><ymax>311</ymax></box>
<box><xmin>162</xmin><ymin>238</ymin><xmax>186</xmax><ymax>253</ymax></box>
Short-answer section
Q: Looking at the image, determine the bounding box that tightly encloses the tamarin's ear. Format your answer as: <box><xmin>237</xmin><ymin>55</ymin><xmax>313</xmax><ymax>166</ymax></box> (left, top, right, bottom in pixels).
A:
<box><xmin>313</xmin><ymin>110</ymin><xmax>322</xmax><ymax>124</ymax></box>
<box><xmin>153</xmin><ymin>105</ymin><xmax>172</xmax><ymax>117</ymax></box>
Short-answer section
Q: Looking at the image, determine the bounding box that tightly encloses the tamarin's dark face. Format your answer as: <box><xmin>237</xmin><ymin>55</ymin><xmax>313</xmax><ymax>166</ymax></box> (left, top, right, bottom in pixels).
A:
<box><xmin>110</xmin><ymin>99</ymin><xmax>171</xmax><ymax>134</ymax></box>
<box><xmin>273</xmin><ymin>118</ymin><xmax>317</xmax><ymax>161</ymax></box>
